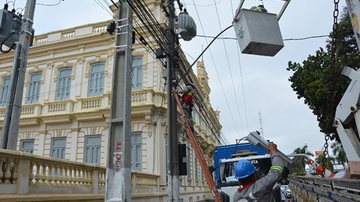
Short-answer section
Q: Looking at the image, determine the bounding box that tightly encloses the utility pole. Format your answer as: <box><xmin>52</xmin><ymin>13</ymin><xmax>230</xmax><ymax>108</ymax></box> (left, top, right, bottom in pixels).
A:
<box><xmin>105</xmin><ymin>2</ymin><xmax>132</xmax><ymax>202</ymax></box>
<box><xmin>167</xmin><ymin>0</ymin><xmax>179</xmax><ymax>201</ymax></box>
<box><xmin>1</xmin><ymin>0</ymin><xmax>36</xmax><ymax>150</ymax></box>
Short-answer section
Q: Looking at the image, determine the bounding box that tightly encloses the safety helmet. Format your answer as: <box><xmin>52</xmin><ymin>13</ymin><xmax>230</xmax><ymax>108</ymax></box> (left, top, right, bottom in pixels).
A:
<box><xmin>186</xmin><ymin>83</ymin><xmax>195</xmax><ymax>91</ymax></box>
<box><xmin>234</xmin><ymin>160</ymin><xmax>256</xmax><ymax>179</ymax></box>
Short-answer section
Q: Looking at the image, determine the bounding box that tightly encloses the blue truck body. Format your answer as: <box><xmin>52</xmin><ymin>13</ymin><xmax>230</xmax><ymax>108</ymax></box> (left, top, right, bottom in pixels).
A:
<box><xmin>213</xmin><ymin>143</ymin><xmax>267</xmax><ymax>187</ymax></box>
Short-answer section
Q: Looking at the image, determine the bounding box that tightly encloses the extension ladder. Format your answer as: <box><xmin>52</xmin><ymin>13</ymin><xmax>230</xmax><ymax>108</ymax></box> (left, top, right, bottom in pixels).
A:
<box><xmin>172</xmin><ymin>87</ymin><xmax>222</xmax><ymax>202</ymax></box>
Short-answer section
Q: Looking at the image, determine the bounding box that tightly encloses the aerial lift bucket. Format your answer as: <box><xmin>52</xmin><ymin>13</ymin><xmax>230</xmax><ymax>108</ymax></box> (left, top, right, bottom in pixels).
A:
<box><xmin>233</xmin><ymin>0</ymin><xmax>290</xmax><ymax>56</ymax></box>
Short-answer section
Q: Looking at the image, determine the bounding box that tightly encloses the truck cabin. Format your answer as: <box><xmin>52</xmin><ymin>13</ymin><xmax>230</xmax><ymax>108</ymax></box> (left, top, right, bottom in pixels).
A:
<box><xmin>218</xmin><ymin>153</ymin><xmax>272</xmax><ymax>188</ymax></box>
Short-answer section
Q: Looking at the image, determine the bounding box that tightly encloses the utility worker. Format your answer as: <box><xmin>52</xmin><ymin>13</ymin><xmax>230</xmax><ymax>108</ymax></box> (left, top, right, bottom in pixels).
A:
<box><xmin>179</xmin><ymin>83</ymin><xmax>195</xmax><ymax>124</ymax></box>
<box><xmin>250</xmin><ymin>5</ymin><xmax>267</xmax><ymax>13</ymax></box>
<box><xmin>233</xmin><ymin>143</ymin><xmax>286</xmax><ymax>202</ymax></box>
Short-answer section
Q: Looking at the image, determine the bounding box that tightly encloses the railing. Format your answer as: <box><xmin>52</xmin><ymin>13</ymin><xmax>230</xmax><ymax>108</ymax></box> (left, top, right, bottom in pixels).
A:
<box><xmin>0</xmin><ymin>104</ymin><xmax>42</xmax><ymax>118</ymax></box>
<box><xmin>289</xmin><ymin>175</ymin><xmax>360</xmax><ymax>201</ymax></box>
<box><xmin>131</xmin><ymin>171</ymin><xmax>160</xmax><ymax>193</ymax></box>
<box><xmin>33</xmin><ymin>21</ymin><xmax>110</xmax><ymax>46</ymax></box>
<box><xmin>80</xmin><ymin>96</ymin><xmax>102</xmax><ymax>109</ymax></box>
<box><xmin>21</xmin><ymin>104</ymin><xmax>42</xmax><ymax>116</ymax></box>
<box><xmin>0</xmin><ymin>149</ymin><xmax>162</xmax><ymax>199</ymax></box>
<box><xmin>93</xmin><ymin>25</ymin><xmax>107</xmax><ymax>33</ymax></box>
<box><xmin>131</xmin><ymin>90</ymin><xmax>148</xmax><ymax>105</ymax></box>
<box><xmin>0</xmin><ymin>107</ymin><xmax>6</xmax><ymax>118</ymax></box>
<box><xmin>62</xmin><ymin>31</ymin><xmax>75</xmax><ymax>39</ymax></box>
<box><xmin>0</xmin><ymin>149</ymin><xmax>105</xmax><ymax>195</ymax></box>
<box><xmin>44</xmin><ymin>100</ymin><xmax>73</xmax><ymax>114</ymax></box>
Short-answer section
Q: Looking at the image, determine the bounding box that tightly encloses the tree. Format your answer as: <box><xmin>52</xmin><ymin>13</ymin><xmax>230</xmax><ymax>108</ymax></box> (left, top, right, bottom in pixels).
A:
<box><xmin>287</xmin><ymin>8</ymin><xmax>360</xmax><ymax>141</ymax></box>
<box><xmin>331</xmin><ymin>141</ymin><xmax>347</xmax><ymax>166</ymax></box>
<box><xmin>316</xmin><ymin>154</ymin><xmax>334</xmax><ymax>171</ymax></box>
<box><xmin>290</xmin><ymin>145</ymin><xmax>314</xmax><ymax>174</ymax></box>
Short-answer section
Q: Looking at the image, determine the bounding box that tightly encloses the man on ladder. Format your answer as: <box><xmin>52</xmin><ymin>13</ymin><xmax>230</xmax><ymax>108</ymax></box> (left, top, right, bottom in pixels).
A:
<box><xmin>178</xmin><ymin>83</ymin><xmax>195</xmax><ymax>127</ymax></box>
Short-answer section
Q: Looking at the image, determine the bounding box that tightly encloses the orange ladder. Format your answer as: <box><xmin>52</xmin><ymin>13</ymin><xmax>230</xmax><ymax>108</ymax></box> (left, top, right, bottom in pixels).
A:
<box><xmin>172</xmin><ymin>88</ymin><xmax>222</xmax><ymax>202</ymax></box>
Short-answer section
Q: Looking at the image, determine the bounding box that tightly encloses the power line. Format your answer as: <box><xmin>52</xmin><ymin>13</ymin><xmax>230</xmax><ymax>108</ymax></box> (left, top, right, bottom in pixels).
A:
<box><xmin>230</xmin><ymin>0</ymin><xmax>249</xmax><ymax>129</ymax></box>
<box><xmin>195</xmin><ymin>34</ymin><xmax>330</xmax><ymax>41</ymax></box>
<box><xmin>214</xmin><ymin>0</ymin><xmax>244</xmax><ymax>130</ymax></box>
<box><xmin>191</xmin><ymin>0</ymin><xmax>241</xmax><ymax>136</ymax></box>
<box><xmin>184</xmin><ymin>0</ymin><xmax>224</xmax><ymax>7</ymax></box>
<box><xmin>93</xmin><ymin>0</ymin><xmax>113</xmax><ymax>17</ymax></box>
<box><xmin>109</xmin><ymin>0</ymin><xmax>118</xmax><ymax>8</ymax></box>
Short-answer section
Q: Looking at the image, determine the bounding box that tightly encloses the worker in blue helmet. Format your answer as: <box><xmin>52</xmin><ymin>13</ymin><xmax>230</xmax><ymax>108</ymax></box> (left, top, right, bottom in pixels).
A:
<box><xmin>233</xmin><ymin>143</ymin><xmax>287</xmax><ymax>202</ymax></box>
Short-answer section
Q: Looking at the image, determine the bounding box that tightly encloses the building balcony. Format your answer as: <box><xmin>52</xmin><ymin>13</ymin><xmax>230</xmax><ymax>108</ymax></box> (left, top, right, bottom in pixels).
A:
<box><xmin>0</xmin><ymin>149</ymin><xmax>162</xmax><ymax>201</ymax></box>
<box><xmin>0</xmin><ymin>90</ymin><xmax>166</xmax><ymax>125</ymax></box>
<box><xmin>33</xmin><ymin>22</ymin><xmax>109</xmax><ymax>46</ymax></box>
<box><xmin>42</xmin><ymin>100</ymin><xmax>75</xmax><ymax>124</ymax></box>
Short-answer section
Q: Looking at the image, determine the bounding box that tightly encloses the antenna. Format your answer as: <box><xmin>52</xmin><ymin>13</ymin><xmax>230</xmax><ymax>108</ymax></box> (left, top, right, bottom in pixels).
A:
<box><xmin>258</xmin><ymin>111</ymin><xmax>264</xmax><ymax>137</ymax></box>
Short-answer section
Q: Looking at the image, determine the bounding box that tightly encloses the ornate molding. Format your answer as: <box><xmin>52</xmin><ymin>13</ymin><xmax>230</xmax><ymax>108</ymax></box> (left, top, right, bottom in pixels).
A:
<box><xmin>25</xmin><ymin>66</ymin><xmax>46</xmax><ymax>86</ymax></box>
<box><xmin>84</xmin><ymin>57</ymin><xmax>107</xmax><ymax>78</ymax></box>
<box><xmin>70</xmin><ymin>128</ymin><xmax>80</xmax><ymax>132</ymax></box>
<box><xmin>53</xmin><ymin>61</ymin><xmax>76</xmax><ymax>82</ymax></box>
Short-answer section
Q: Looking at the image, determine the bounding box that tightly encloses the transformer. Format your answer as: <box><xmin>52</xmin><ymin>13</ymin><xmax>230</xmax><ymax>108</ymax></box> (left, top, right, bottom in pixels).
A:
<box><xmin>0</xmin><ymin>8</ymin><xmax>22</xmax><ymax>48</ymax></box>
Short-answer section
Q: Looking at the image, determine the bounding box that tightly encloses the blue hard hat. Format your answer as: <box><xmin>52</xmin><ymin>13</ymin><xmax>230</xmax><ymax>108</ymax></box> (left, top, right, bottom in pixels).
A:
<box><xmin>235</xmin><ymin>160</ymin><xmax>256</xmax><ymax>179</ymax></box>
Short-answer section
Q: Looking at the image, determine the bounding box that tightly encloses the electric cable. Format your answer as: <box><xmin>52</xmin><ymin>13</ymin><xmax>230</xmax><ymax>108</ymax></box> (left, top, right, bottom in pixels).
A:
<box><xmin>177</xmin><ymin>75</ymin><xmax>224</xmax><ymax>146</ymax></box>
<box><xmin>180</xmin><ymin>24</ymin><xmax>233</xmax><ymax>80</ymax></box>
<box><xmin>184</xmin><ymin>0</ymin><xmax>224</xmax><ymax>7</ymax></box>
<box><xmin>109</xmin><ymin>0</ymin><xmax>118</xmax><ymax>8</ymax></box>
<box><xmin>230</xmin><ymin>0</ymin><xmax>249</xmax><ymax>129</ymax></box>
<box><xmin>214</xmin><ymin>0</ymin><xmax>244</xmax><ymax>130</ymax></box>
<box><xmin>110</xmin><ymin>0</ymin><xmax>224</xmax><ymax>145</ymax></box>
<box><xmin>130</xmin><ymin>0</ymin><xmax>176</xmax><ymax>56</ymax></box>
<box><xmin>195</xmin><ymin>34</ymin><xmax>330</xmax><ymax>41</ymax></box>
<box><xmin>0</xmin><ymin>32</ymin><xmax>16</xmax><ymax>54</ymax></box>
<box><xmin>190</xmin><ymin>0</ymin><xmax>241</xmax><ymax>135</ymax></box>
<box><xmin>94</xmin><ymin>0</ymin><xmax>113</xmax><ymax>17</ymax></box>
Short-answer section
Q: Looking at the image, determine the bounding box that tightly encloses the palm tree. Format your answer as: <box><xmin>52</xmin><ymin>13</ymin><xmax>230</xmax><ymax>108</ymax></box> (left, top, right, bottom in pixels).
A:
<box><xmin>331</xmin><ymin>141</ymin><xmax>347</xmax><ymax>166</ymax></box>
<box><xmin>316</xmin><ymin>154</ymin><xmax>334</xmax><ymax>171</ymax></box>
<box><xmin>290</xmin><ymin>145</ymin><xmax>314</xmax><ymax>174</ymax></box>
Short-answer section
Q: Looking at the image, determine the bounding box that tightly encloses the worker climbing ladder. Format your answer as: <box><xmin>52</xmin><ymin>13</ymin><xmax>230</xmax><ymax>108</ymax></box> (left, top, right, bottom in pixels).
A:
<box><xmin>172</xmin><ymin>88</ymin><xmax>222</xmax><ymax>202</ymax></box>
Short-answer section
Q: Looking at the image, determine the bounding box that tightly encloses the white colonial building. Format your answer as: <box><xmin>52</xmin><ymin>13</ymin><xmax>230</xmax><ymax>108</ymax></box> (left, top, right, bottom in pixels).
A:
<box><xmin>0</xmin><ymin>1</ymin><xmax>222</xmax><ymax>201</ymax></box>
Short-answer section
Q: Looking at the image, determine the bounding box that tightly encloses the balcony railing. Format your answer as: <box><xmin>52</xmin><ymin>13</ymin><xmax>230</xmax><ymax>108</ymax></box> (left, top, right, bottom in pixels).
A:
<box><xmin>21</xmin><ymin>103</ymin><xmax>42</xmax><ymax>116</ymax></box>
<box><xmin>0</xmin><ymin>149</ymin><xmax>161</xmax><ymax>199</ymax></box>
<box><xmin>0</xmin><ymin>149</ymin><xmax>105</xmax><ymax>195</ymax></box>
<box><xmin>43</xmin><ymin>100</ymin><xmax>74</xmax><ymax>114</ymax></box>
<box><xmin>0</xmin><ymin>90</ymin><xmax>166</xmax><ymax>121</ymax></box>
<box><xmin>33</xmin><ymin>21</ymin><xmax>109</xmax><ymax>46</ymax></box>
<box><xmin>74</xmin><ymin>95</ymin><xmax>110</xmax><ymax>111</ymax></box>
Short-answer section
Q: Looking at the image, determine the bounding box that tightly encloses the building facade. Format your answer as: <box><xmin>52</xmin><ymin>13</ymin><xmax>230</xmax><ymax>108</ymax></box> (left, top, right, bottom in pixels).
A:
<box><xmin>0</xmin><ymin>1</ymin><xmax>221</xmax><ymax>201</ymax></box>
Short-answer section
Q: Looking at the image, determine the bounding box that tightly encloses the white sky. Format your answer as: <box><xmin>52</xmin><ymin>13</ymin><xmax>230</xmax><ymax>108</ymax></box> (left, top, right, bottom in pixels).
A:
<box><xmin>1</xmin><ymin>0</ymin><xmax>348</xmax><ymax>155</ymax></box>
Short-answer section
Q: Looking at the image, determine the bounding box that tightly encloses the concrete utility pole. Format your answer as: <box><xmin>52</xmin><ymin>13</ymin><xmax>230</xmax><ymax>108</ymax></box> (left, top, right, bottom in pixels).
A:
<box><xmin>167</xmin><ymin>0</ymin><xmax>179</xmax><ymax>201</ymax></box>
<box><xmin>105</xmin><ymin>2</ymin><xmax>132</xmax><ymax>202</ymax></box>
<box><xmin>1</xmin><ymin>0</ymin><xmax>36</xmax><ymax>150</ymax></box>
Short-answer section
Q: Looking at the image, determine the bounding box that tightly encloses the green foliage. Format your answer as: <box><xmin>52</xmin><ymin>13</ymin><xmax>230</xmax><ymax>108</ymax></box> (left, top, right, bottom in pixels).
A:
<box><xmin>289</xmin><ymin>145</ymin><xmax>313</xmax><ymax>174</ymax></box>
<box><xmin>331</xmin><ymin>141</ymin><xmax>347</xmax><ymax>165</ymax></box>
<box><xmin>316</xmin><ymin>154</ymin><xmax>334</xmax><ymax>171</ymax></box>
<box><xmin>287</xmin><ymin>8</ymin><xmax>360</xmax><ymax>140</ymax></box>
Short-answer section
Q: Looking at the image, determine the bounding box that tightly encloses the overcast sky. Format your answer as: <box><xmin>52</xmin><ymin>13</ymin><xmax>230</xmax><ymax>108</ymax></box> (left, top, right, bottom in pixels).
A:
<box><xmin>2</xmin><ymin>0</ymin><xmax>348</xmax><ymax>155</ymax></box>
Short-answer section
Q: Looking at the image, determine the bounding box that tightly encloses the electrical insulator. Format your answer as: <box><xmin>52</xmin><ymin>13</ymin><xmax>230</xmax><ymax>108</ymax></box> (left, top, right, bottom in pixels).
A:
<box><xmin>177</xmin><ymin>9</ymin><xmax>197</xmax><ymax>41</ymax></box>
